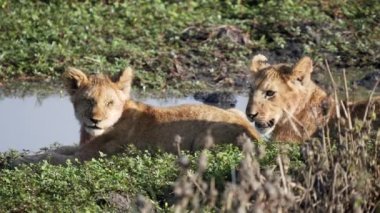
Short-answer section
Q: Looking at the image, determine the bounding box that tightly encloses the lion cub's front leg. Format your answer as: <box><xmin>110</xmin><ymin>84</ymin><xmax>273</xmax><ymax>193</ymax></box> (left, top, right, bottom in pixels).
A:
<box><xmin>11</xmin><ymin>151</ymin><xmax>77</xmax><ymax>166</ymax></box>
<box><xmin>74</xmin><ymin>133</ymin><xmax>125</xmax><ymax>162</ymax></box>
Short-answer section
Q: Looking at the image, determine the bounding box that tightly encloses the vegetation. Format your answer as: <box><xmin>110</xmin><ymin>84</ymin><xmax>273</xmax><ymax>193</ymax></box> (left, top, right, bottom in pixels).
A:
<box><xmin>0</xmin><ymin>0</ymin><xmax>379</xmax><ymax>94</ymax></box>
<box><xmin>1</xmin><ymin>121</ymin><xmax>379</xmax><ymax>211</ymax></box>
<box><xmin>0</xmin><ymin>144</ymin><xmax>291</xmax><ymax>211</ymax></box>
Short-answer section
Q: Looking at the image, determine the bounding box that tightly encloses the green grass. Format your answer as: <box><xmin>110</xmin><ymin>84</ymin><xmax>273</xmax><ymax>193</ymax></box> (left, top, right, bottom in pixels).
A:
<box><xmin>0</xmin><ymin>149</ymin><xmax>181</xmax><ymax>211</ymax></box>
<box><xmin>0</xmin><ymin>144</ymin><xmax>300</xmax><ymax>212</ymax></box>
<box><xmin>0</xmin><ymin>0</ymin><xmax>379</xmax><ymax>93</ymax></box>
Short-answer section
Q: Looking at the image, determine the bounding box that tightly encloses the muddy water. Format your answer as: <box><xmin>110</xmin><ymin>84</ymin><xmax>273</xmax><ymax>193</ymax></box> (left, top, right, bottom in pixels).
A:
<box><xmin>0</xmin><ymin>94</ymin><xmax>249</xmax><ymax>152</ymax></box>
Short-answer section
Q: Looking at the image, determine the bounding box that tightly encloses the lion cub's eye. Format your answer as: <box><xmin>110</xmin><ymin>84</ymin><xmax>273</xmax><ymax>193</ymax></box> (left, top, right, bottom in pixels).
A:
<box><xmin>106</xmin><ymin>100</ymin><xmax>114</xmax><ymax>107</ymax></box>
<box><xmin>265</xmin><ymin>90</ymin><xmax>275</xmax><ymax>98</ymax></box>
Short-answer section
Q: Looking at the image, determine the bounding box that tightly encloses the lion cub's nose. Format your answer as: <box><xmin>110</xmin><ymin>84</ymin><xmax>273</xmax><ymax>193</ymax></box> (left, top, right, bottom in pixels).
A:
<box><xmin>246</xmin><ymin>112</ymin><xmax>258</xmax><ymax>122</ymax></box>
<box><xmin>90</xmin><ymin>118</ymin><xmax>101</xmax><ymax>124</ymax></box>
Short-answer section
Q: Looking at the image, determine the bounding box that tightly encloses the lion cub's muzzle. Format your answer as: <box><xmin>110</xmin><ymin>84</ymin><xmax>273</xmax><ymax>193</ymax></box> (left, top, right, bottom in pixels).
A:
<box><xmin>246</xmin><ymin>112</ymin><xmax>258</xmax><ymax>122</ymax></box>
<box><xmin>246</xmin><ymin>112</ymin><xmax>275</xmax><ymax>128</ymax></box>
<box><xmin>87</xmin><ymin>118</ymin><xmax>102</xmax><ymax>128</ymax></box>
<box><xmin>246</xmin><ymin>111</ymin><xmax>276</xmax><ymax>138</ymax></box>
<box><xmin>82</xmin><ymin>116</ymin><xmax>108</xmax><ymax>136</ymax></box>
<box><xmin>254</xmin><ymin>119</ymin><xmax>275</xmax><ymax>129</ymax></box>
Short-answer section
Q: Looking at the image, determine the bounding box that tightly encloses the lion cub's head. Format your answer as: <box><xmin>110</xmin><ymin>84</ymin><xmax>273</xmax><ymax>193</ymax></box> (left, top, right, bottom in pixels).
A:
<box><xmin>246</xmin><ymin>55</ymin><xmax>315</xmax><ymax>137</ymax></box>
<box><xmin>63</xmin><ymin>68</ymin><xmax>133</xmax><ymax>137</ymax></box>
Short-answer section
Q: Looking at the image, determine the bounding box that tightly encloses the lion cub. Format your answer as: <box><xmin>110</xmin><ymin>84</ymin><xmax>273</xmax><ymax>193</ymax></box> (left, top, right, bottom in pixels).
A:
<box><xmin>245</xmin><ymin>54</ymin><xmax>380</xmax><ymax>142</ymax></box>
<box><xmin>35</xmin><ymin>67</ymin><xmax>258</xmax><ymax>163</ymax></box>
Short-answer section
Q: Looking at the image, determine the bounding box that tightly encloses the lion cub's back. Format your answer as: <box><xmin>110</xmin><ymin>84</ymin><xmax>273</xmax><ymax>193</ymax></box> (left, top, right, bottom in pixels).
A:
<box><xmin>135</xmin><ymin>104</ymin><xmax>259</xmax><ymax>151</ymax></box>
<box><xmin>155</xmin><ymin>104</ymin><xmax>247</xmax><ymax>122</ymax></box>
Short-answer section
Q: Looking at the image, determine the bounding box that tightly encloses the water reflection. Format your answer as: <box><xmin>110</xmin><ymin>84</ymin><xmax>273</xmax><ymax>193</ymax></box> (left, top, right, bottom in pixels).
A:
<box><xmin>0</xmin><ymin>95</ymin><xmax>78</xmax><ymax>152</ymax></box>
<box><xmin>0</xmin><ymin>94</ymin><xmax>249</xmax><ymax>152</ymax></box>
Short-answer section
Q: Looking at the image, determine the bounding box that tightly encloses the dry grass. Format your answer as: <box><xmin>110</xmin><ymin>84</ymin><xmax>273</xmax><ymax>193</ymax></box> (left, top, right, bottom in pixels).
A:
<box><xmin>170</xmin><ymin>122</ymin><xmax>379</xmax><ymax>212</ymax></box>
<box><xmin>170</xmin><ymin>71</ymin><xmax>380</xmax><ymax>212</ymax></box>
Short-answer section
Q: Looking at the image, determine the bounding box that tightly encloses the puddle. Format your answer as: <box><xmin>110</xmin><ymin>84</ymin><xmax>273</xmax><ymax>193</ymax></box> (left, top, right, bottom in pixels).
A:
<box><xmin>1</xmin><ymin>65</ymin><xmax>377</xmax><ymax>152</ymax></box>
<box><xmin>0</xmin><ymin>94</ymin><xmax>249</xmax><ymax>152</ymax></box>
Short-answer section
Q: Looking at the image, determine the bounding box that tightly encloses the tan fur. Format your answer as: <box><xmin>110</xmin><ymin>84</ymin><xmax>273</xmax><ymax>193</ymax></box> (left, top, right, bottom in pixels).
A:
<box><xmin>64</xmin><ymin>67</ymin><xmax>134</xmax><ymax>145</ymax></box>
<box><xmin>16</xmin><ymin>67</ymin><xmax>260</xmax><ymax>165</ymax></box>
<box><xmin>246</xmin><ymin>55</ymin><xmax>380</xmax><ymax>142</ymax></box>
<box><xmin>74</xmin><ymin>99</ymin><xmax>261</xmax><ymax>162</ymax></box>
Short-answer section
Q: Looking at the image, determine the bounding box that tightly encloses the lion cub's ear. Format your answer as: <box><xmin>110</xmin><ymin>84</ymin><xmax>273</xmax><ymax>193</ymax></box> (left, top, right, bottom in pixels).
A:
<box><xmin>63</xmin><ymin>67</ymin><xmax>89</xmax><ymax>95</ymax></box>
<box><xmin>250</xmin><ymin>54</ymin><xmax>270</xmax><ymax>73</ymax></box>
<box><xmin>289</xmin><ymin>56</ymin><xmax>313</xmax><ymax>85</ymax></box>
<box><xmin>114</xmin><ymin>67</ymin><xmax>134</xmax><ymax>96</ymax></box>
